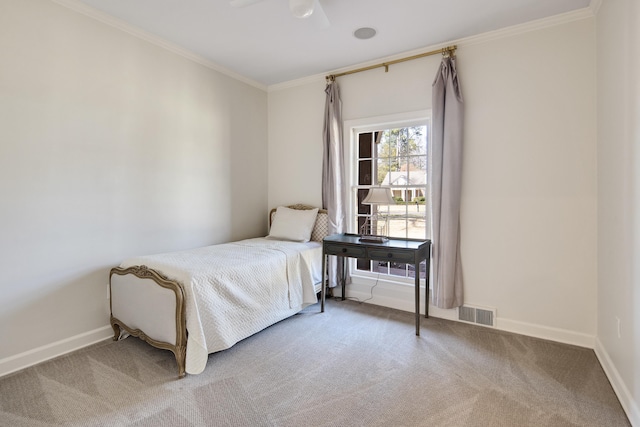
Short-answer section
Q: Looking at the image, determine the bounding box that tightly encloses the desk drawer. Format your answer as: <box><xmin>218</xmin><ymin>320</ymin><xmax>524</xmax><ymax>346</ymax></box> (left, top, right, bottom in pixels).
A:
<box><xmin>368</xmin><ymin>248</ymin><xmax>415</xmax><ymax>263</ymax></box>
<box><xmin>324</xmin><ymin>244</ymin><xmax>366</xmax><ymax>258</ymax></box>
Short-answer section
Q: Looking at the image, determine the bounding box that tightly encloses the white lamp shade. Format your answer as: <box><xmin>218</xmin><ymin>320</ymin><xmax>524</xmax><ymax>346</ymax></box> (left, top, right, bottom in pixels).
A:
<box><xmin>289</xmin><ymin>0</ymin><xmax>314</xmax><ymax>18</ymax></box>
<box><xmin>362</xmin><ymin>187</ymin><xmax>395</xmax><ymax>205</ymax></box>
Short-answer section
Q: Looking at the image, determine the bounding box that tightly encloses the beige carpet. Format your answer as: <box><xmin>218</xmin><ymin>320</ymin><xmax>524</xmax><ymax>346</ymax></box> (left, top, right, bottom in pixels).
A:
<box><xmin>0</xmin><ymin>299</ymin><xmax>630</xmax><ymax>426</ymax></box>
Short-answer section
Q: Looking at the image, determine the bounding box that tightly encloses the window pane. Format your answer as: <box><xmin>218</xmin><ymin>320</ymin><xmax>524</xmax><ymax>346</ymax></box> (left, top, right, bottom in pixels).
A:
<box><xmin>372</xmin><ymin>261</ymin><xmax>388</xmax><ymax>274</ymax></box>
<box><xmin>357</xmin><ymin>258</ymin><xmax>370</xmax><ymax>271</ymax></box>
<box><xmin>407</xmin><ymin>261</ymin><xmax>427</xmax><ymax>279</ymax></box>
<box><xmin>386</xmin><ymin>214</ymin><xmax>405</xmax><ymax>239</ymax></box>
<box><xmin>358</xmin><ymin>161</ymin><xmax>372</xmax><ymax>186</ymax></box>
<box><xmin>389</xmin><ymin>262</ymin><xmax>407</xmax><ymax>277</ymax></box>
<box><xmin>359</xmin><ymin>133</ymin><xmax>373</xmax><ymax>158</ymax></box>
<box><xmin>357</xmin><ymin>189</ymin><xmax>371</xmax><ymax>214</ymax></box>
<box><xmin>376</xmin><ymin>157</ymin><xmax>391</xmax><ymax>186</ymax></box>
<box><xmin>406</xmin><ymin>214</ymin><xmax>427</xmax><ymax>239</ymax></box>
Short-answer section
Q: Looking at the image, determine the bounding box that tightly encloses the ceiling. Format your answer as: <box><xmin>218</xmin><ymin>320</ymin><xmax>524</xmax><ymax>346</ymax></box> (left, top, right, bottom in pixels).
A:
<box><xmin>73</xmin><ymin>0</ymin><xmax>593</xmax><ymax>87</ymax></box>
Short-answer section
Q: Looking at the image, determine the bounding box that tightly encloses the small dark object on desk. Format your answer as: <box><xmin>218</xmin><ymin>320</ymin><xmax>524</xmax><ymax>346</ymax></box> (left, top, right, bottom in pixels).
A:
<box><xmin>358</xmin><ymin>235</ymin><xmax>389</xmax><ymax>243</ymax></box>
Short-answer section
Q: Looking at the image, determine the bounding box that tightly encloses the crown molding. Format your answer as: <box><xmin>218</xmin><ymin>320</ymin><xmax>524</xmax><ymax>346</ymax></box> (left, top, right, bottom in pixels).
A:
<box><xmin>456</xmin><ymin>6</ymin><xmax>594</xmax><ymax>48</ymax></box>
<box><xmin>268</xmin><ymin>6</ymin><xmax>596</xmax><ymax>92</ymax></box>
<box><xmin>49</xmin><ymin>0</ymin><xmax>595</xmax><ymax>94</ymax></box>
<box><xmin>50</xmin><ymin>0</ymin><xmax>267</xmax><ymax>92</ymax></box>
<box><xmin>267</xmin><ymin>73</ymin><xmax>331</xmax><ymax>92</ymax></box>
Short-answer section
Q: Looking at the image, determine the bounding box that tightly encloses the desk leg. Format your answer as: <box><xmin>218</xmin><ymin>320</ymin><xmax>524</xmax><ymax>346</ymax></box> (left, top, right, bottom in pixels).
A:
<box><xmin>425</xmin><ymin>247</ymin><xmax>431</xmax><ymax>319</ymax></box>
<box><xmin>341</xmin><ymin>257</ymin><xmax>346</xmax><ymax>301</ymax></box>
<box><xmin>321</xmin><ymin>252</ymin><xmax>326</xmax><ymax>312</ymax></box>
<box><xmin>415</xmin><ymin>262</ymin><xmax>420</xmax><ymax>336</ymax></box>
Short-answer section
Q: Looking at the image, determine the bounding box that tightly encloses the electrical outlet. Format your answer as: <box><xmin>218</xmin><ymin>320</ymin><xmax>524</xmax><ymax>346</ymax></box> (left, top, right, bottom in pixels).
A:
<box><xmin>616</xmin><ymin>316</ymin><xmax>621</xmax><ymax>338</ymax></box>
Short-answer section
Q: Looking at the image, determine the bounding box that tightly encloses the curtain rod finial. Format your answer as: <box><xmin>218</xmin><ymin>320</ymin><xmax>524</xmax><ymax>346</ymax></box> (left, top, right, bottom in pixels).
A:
<box><xmin>442</xmin><ymin>46</ymin><xmax>457</xmax><ymax>58</ymax></box>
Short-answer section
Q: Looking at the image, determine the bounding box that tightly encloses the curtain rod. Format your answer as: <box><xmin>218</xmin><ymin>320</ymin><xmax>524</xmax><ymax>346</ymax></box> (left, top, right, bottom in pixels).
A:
<box><xmin>326</xmin><ymin>45</ymin><xmax>457</xmax><ymax>81</ymax></box>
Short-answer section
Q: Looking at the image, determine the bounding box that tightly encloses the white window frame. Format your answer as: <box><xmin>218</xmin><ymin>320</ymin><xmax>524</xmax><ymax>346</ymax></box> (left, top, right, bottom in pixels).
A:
<box><xmin>343</xmin><ymin>110</ymin><xmax>431</xmax><ymax>285</ymax></box>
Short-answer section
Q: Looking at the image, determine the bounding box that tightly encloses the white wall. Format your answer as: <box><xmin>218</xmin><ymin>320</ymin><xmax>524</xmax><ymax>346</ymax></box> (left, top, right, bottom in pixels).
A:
<box><xmin>268</xmin><ymin>15</ymin><xmax>597</xmax><ymax>346</ymax></box>
<box><xmin>268</xmin><ymin>82</ymin><xmax>325</xmax><ymax>208</ymax></box>
<box><xmin>0</xmin><ymin>0</ymin><xmax>267</xmax><ymax>371</ymax></box>
<box><xmin>595</xmin><ymin>0</ymin><xmax>640</xmax><ymax>424</ymax></box>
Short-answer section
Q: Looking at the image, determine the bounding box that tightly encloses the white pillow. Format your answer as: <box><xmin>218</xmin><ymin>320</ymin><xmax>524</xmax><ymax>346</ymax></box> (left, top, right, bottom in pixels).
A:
<box><xmin>267</xmin><ymin>206</ymin><xmax>319</xmax><ymax>242</ymax></box>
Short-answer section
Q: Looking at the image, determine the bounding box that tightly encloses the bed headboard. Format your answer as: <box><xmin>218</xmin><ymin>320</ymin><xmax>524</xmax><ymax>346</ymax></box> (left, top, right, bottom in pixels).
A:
<box><xmin>269</xmin><ymin>204</ymin><xmax>329</xmax><ymax>242</ymax></box>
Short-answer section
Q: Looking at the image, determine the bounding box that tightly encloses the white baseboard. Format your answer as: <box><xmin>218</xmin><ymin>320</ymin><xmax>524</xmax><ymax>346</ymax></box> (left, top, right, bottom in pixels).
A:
<box><xmin>497</xmin><ymin>318</ymin><xmax>595</xmax><ymax>348</ymax></box>
<box><xmin>0</xmin><ymin>325</ymin><xmax>113</xmax><ymax>378</ymax></box>
<box><xmin>343</xmin><ymin>279</ymin><xmax>596</xmax><ymax>348</ymax></box>
<box><xmin>594</xmin><ymin>338</ymin><xmax>640</xmax><ymax>426</ymax></box>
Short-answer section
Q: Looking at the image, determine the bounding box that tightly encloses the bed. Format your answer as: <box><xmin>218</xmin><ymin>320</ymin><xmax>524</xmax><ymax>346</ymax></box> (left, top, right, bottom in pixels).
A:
<box><xmin>109</xmin><ymin>204</ymin><xmax>328</xmax><ymax>378</ymax></box>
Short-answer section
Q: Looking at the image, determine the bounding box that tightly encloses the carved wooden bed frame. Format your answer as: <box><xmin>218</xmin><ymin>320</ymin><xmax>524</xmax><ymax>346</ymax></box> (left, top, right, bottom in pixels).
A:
<box><xmin>109</xmin><ymin>204</ymin><xmax>327</xmax><ymax>378</ymax></box>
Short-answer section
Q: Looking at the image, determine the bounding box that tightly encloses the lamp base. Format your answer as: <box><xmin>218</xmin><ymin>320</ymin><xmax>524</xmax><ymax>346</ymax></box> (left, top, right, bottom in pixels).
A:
<box><xmin>358</xmin><ymin>235</ymin><xmax>389</xmax><ymax>243</ymax></box>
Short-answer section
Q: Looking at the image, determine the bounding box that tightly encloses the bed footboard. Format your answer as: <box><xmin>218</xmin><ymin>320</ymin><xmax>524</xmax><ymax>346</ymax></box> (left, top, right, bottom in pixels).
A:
<box><xmin>109</xmin><ymin>265</ymin><xmax>187</xmax><ymax>378</ymax></box>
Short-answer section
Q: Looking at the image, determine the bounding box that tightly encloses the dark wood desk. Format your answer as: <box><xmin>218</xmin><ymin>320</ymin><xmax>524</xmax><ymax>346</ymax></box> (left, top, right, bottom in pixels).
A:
<box><xmin>320</xmin><ymin>233</ymin><xmax>431</xmax><ymax>335</ymax></box>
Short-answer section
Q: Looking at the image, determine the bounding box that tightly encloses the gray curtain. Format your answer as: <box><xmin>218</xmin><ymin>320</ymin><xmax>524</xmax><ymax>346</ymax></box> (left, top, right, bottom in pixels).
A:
<box><xmin>322</xmin><ymin>81</ymin><xmax>347</xmax><ymax>288</ymax></box>
<box><xmin>431</xmin><ymin>56</ymin><xmax>464</xmax><ymax>309</ymax></box>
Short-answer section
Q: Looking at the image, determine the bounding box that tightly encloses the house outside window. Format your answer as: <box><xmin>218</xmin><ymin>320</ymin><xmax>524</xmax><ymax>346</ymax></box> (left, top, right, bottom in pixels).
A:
<box><xmin>349</xmin><ymin>114</ymin><xmax>431</xmax><ymax>281</ymax></box>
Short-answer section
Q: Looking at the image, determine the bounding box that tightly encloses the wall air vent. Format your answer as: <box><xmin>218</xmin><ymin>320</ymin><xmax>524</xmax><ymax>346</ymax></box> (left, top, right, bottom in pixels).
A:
<box><xmin>458</xmin><ymin>305</ymin><xmax>476</xmax><ymax>323</ymax></box>
<box><xmin>457</xmin><ymin>305</ymin><xmax>496</xmax><ymax>328</ymax></box>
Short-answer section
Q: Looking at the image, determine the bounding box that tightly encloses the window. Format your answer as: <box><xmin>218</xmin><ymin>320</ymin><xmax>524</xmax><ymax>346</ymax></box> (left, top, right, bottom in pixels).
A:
<box><xmin>349</xmin><ymin>115</ymin><xmax>430</xmax><ymax>281</ymax></box>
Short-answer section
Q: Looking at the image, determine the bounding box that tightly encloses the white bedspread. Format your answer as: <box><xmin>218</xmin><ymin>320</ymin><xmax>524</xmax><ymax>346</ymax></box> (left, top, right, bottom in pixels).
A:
<box><xmin>120</xmin><ymin>238</ymin><xmax>321</xmax><ymax>374</ymax></box>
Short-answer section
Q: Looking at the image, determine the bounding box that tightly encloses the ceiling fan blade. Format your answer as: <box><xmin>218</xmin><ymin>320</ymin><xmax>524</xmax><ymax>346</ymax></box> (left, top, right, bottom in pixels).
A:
<box><xmin>309</xmin><ymin>0</ymin><xmax>330</xmax><ymax>29</ymax></box>
<box><xmin>231</xmin><ymin>0</ymin><xmax>329</xmax><ymax>28</ymax></box>
<box><xmin>229</xmin><ymin>0</ymin><xmax>263</xmax><ymax>8</ymax></box>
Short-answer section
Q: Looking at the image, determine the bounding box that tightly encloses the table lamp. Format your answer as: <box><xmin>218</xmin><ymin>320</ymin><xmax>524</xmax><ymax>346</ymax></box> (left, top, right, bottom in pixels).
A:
<box><xmin>359</xmin><ymin>186</ymin><xmax>395</xmax><ymax>243</ymax></box>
